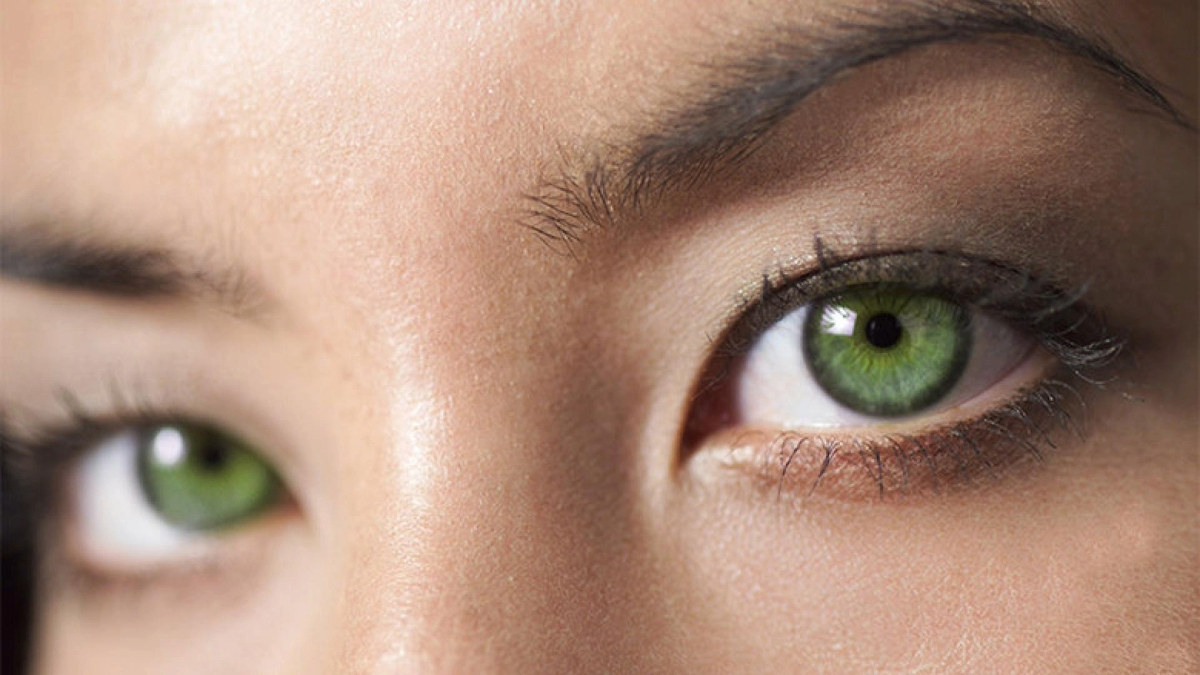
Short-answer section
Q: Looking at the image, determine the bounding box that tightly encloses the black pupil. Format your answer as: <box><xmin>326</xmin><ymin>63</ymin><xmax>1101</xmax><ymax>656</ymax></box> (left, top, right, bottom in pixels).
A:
<box><xmin>864</xmin><ymin>312</ymin><xmax>903</xmax><ymax>349</ymax></box>
<box><xmin>195</xmin><ymin>439</ymin><xmax>230</xmax><ymax>471</ymax></box>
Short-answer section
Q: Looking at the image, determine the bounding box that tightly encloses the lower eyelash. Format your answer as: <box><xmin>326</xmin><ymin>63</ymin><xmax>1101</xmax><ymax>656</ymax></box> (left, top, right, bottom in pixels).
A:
<box><xmin>720</xmin><ymin>374</ymin><xmax>1092</xmax><ymax>502</ymax></box>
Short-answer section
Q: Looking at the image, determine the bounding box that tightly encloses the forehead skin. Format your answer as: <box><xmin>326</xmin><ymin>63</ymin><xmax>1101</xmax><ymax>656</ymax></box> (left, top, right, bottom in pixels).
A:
<box><xmin>2</xmin><ymin>1</ymin><xmax>1197</xmax><ymax>674</ymax></box>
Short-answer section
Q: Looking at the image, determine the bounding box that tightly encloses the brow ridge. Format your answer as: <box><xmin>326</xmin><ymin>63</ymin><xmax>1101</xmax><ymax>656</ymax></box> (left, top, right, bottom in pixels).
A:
<box><xmin>524</xmin><ymin>0</ymin><xmax>1193</xmax><ymax>251</ymax></box>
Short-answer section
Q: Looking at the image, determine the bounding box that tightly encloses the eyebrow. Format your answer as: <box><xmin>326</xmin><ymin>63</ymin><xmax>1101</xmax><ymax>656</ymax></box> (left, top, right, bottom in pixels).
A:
<box><xmin>524</xmin><ymin>0</ymin><xmax>1194</xmax><ymax>249</ymax></box>
<box><xmin>0</xmin><ymin>229</ymin><xmax>271</xmax><ymax>319</ymax></box>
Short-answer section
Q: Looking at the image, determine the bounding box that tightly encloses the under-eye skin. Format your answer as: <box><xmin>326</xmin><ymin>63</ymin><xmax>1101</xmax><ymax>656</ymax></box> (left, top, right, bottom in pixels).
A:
<box><xmin>684</xmin><ymin>247</ymin><xmax>1125</xmax><ymax>500</ymax></box>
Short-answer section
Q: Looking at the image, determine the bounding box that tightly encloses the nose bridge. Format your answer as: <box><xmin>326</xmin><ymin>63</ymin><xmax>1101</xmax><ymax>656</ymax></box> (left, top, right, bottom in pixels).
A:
<box><xmin>330</xmin><ymin>265</ymin><xmax>661</xmax><ymax>672</ymax></box>
<box><xmin>336</xmin><ymin>402</ymin><xmax>648</xmax><ymax>673</ymax></box>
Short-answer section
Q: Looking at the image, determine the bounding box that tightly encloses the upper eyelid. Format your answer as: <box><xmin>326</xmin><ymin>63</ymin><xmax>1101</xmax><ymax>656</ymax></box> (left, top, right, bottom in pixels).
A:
<box><xmin>1</xmin><ymin>383</ymin><xmax>309</xmax><ymax>525</ymax></box>
<box><xmin>708</xmin><ymin>246</ymin><xmax>1122</xmax><ymax>382</ymax></box>
<box><xmin>2</xmin><ymin>404</ymin><xmax>307</xmax><ymax>572</ymax></box>
<box><xmin>0</xmin><ymin>392</ymin><xmax>178</xmax><ymax>527</ymax></box>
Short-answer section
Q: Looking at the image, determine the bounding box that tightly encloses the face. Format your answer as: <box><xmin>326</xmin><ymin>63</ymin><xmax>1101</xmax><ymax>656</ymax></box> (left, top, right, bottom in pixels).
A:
<box><xmin>2</xmin><ymin>0</ymin><xmax>1196</xmax><ymax>672</ymax></box>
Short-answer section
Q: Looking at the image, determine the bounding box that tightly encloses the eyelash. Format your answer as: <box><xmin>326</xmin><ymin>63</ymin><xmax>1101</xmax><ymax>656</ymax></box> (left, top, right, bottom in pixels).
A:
<box><xmin>714</xmin><ymin>377</ymin><xmax>1088</xmax><ymax>501</ymax></box>
<box><xmin>1</xmin><ymin>245</ymin><xmax>1127</xmax><ymax>528</ymax></box>
<box><xmin>718</xmin><ymin>242</ymin><xmax>1122</xmax><ymax>371</ymax></box>
<box><xmin>689</xmin><ymin>240</ymin><xmax>1127</xmax><ymax>499</ymax></box>
<box><xmin>2</xmin><ymin>390</ymin><xmax>185</xmax><ymax>544</ymax></box>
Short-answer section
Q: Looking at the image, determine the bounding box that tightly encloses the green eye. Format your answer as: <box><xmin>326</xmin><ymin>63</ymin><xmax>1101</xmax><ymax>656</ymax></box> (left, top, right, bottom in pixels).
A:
<box><xmin>136</xmin><ymin>425</ymin><xmax>282</xmax><ymax>531</ymax></box>
<box><xmin>803</xmin><ymin>285</ymin><xmax>972</xmax><ymax>416</ymax></box>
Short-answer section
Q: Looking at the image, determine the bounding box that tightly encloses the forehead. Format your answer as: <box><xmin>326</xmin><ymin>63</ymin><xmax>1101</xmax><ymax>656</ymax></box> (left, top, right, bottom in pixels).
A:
<box><xmin>1</xmin><ymin>2</ymin><xmax>724</xmax><ymax>178</ymax></box>
<box><xmin>0</xmin><ymin>0</ymin><xmax>1189</xmax><ymax>279</ymax></box>
<box><xmin>2</xmin><ymin>2</ymin><xmax>567</xmax><ymax>220</ymax></box>
<box><xmin>0</xmin><ymin>0</ymin><xmax>1184</xmax><ymax>185</ymax></box>
<box><xmin>0</xmin><ymin>5</ymin><xmax>703</xmax><ymax>291</ymax></box>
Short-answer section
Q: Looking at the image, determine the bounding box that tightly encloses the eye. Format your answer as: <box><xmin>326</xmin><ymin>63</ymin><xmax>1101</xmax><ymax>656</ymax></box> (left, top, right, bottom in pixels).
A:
<box><xmin>680</xmin><ymin>251</ymin><xmax>1116</xmax><ymax>498</ymax></box>
<box><xmin>70</xmin><ymin>423</ymin><xmax>285</xmax><ymax>567</ymax></box>
<box><xmin>734</xmin><ymin>283</ymin><xmax>1037</xmax><ymax>429</ymax></box>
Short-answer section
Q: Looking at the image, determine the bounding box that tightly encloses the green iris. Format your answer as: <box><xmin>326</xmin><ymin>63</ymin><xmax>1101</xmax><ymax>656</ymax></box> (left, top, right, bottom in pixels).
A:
<box><xmin>803</xmin><ymin>285</ymin><xmax>972</xmax><ymax>416</ymax></box>
<box><xmin>136</xmin><ymin>424</ymin><xmax>281</xmax><ymax>531</ymax></box>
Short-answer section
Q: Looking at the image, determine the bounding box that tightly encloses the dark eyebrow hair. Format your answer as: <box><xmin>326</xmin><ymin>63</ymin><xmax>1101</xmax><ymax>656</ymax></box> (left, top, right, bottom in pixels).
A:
<box><xmin>0</xmin><ymin>229</ymin><xmax>271</xmax><ymax>318</ymax></box>
<box><xmin>524</xmin><ymin>0</ymin><xmax>1194</xmax><ymax>250</ymax></box>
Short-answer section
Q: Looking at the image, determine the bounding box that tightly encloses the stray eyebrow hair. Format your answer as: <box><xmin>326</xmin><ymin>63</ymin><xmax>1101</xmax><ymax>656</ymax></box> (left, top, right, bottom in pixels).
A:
<box><xmin>525</xmin><ymin>0</ymin><xmax>1194</xmax><ymax>249</ymax></box>
<box><xmin>0</xmin><ymin>229</ymin><xmax>271</xmax><ymax>319</ymax></box>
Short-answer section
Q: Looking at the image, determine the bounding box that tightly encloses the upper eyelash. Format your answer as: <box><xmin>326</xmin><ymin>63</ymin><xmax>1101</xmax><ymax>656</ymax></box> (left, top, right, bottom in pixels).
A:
<box><xmin>1</xmin><ymin>387</ymin><xmax>181</xmax><ymax>534</ymax></box>
<box><xmin>710</xmin><ymin>241</ymin><xmax>1127</xmax><ymax>388</ymax></box>
<box><xmin>1</xmin><ymin>393</ymin><xmax>275</xmax><ymax>598</ymax></box>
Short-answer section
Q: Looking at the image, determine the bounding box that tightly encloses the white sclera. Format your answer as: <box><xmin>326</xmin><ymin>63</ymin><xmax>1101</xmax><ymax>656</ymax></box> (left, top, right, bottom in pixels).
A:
<box><xmin>735</xmin><ymin>304</ymin><xmax>1034</xmax><ymax>429</ymax></box>
<box><xmin>73</xmin><ymin>430</ymin><xmax>196</xmax><ymax>566</ymax></box>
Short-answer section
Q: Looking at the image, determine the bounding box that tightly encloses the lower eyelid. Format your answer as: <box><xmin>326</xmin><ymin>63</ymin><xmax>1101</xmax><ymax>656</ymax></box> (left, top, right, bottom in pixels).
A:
<box><xmin>44</xmin><ymin>519</ymin><xmax>290</xmax><ymax>602</ymax></box>
<box><xmin>685</xmin><ymin>372</ymin><xmax>1085</xmax><ymax>503</ymax></box>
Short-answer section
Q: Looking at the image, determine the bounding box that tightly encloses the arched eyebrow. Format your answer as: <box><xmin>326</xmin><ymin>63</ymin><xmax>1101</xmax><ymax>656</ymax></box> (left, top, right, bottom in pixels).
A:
<box><xmin>0</xmin><ymin>228</ymin><xmax>273</xmax><ymax>320</ymax></box>
<box><xmin>524</xmin><ymin>0</ymin><xmax>1193</xmax><ymax>249</ymax></box>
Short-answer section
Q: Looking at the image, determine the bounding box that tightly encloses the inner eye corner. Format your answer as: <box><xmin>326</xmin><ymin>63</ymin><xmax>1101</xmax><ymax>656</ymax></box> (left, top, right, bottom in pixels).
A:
<box><xmin>680</xmin><ymin>348</ymin><xmax>744</xmax><ymax>455</ymax></box>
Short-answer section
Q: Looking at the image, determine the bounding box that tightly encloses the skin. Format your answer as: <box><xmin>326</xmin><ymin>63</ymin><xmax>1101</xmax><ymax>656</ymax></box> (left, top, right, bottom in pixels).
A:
<box><xmin>1</xmin><ymin>0</ymin><xmax>1196</xmax><ymax>673</ymax></box>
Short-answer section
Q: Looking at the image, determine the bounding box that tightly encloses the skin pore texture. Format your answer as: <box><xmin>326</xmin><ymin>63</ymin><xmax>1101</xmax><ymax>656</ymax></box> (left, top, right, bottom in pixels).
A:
<box><xmin>1</xmin><ymin>0</ymin><xmax>1196</xmax><ymax>673</ymax></box>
